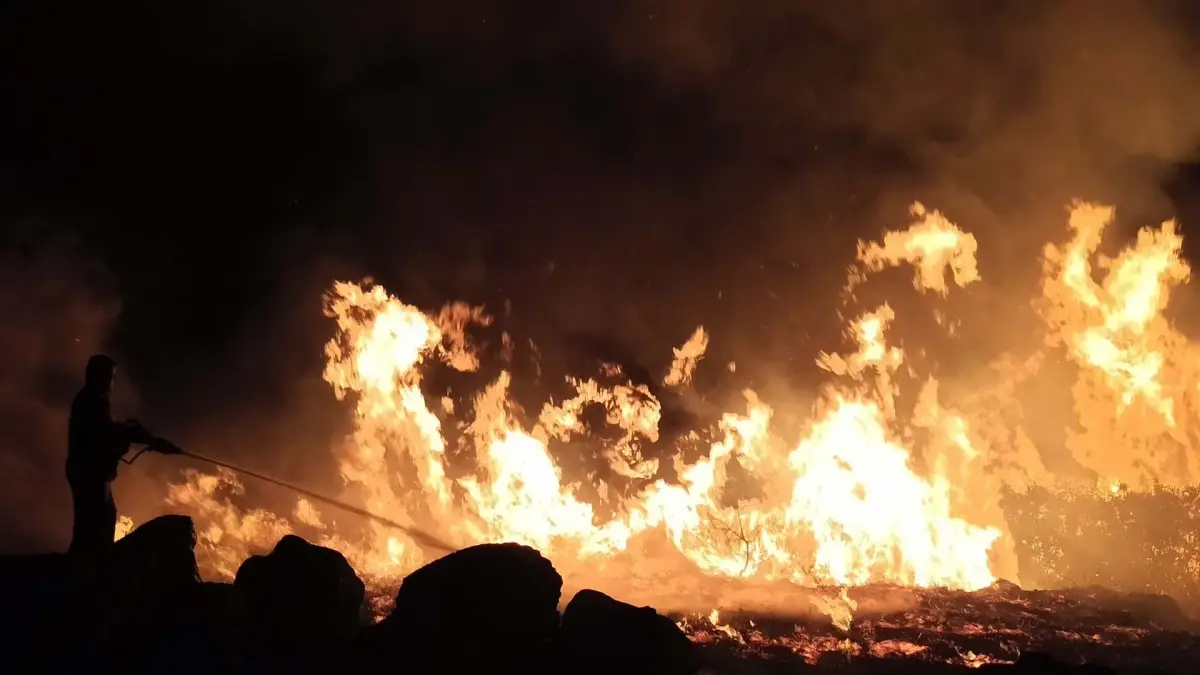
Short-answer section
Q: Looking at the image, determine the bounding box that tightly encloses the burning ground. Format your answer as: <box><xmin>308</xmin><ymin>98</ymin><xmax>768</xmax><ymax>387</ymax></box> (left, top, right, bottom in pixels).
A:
<box><xmin>127</xmin><ymin>199</ymin><xmax>1200</xmax><ymax>670</ymax></box>
<box><xmin>686</xmin><ymin>579</ymin><xmax>1200</xmax><ymax>669</ymax></box>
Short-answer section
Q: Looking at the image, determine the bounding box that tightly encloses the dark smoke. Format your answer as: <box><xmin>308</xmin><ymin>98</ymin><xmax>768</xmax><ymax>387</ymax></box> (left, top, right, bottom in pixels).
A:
<box><xmin>4</xmin><ymin>1</ymin><xmax>1200</xmax><ymax>547</ymax></box>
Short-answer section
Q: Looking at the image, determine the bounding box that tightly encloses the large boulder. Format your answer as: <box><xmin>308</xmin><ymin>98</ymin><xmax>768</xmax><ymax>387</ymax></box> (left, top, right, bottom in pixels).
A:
<box><xmin>43</xmin><ymin>515</ymin><xmax>204</xmax><ymax>671</ymax></box>
<box><xmin>106</xmin><ymin>514</ymin><xmax>203</xmax><ymax>632</ymax></box>
<box><xmin>559</xmin><ymin>589</ymin><xmax>702</xmax><ymax>675</ymax></box>
<box><xmin>112</xmin><ymin>514</ymin><xmax>202</xmax><ymax>588</ymax></box>
<box><xmin>234</xmin><ymin>534</ymin><xmax>366</xmax><ymax>649</ymax></box>
<box><xmin>366</xmin><ymin>542</ymin><xmax>563</xmax><ymax>675</ymax></box>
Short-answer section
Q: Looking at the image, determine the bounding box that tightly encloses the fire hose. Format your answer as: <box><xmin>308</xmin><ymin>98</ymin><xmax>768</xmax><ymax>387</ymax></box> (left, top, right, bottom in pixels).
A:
<box><xmin>123</xmin><ymin>445</ymin><xmax>459</xmax><ymax>554</ymax></box>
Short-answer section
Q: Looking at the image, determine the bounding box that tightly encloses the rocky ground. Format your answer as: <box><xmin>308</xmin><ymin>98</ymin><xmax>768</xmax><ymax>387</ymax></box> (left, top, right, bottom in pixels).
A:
<box><xmin>0</xmin><ymin>515</ymin><xmax>1192</xmax><ymax>674</ymax></box>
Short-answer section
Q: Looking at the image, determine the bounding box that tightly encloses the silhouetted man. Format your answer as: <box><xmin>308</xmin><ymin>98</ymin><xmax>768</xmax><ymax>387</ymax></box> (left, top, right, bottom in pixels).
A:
<box><xmin>67</xmin><ymin>354</ymin><xmax>181</xmax><ymax>557</ymax></box>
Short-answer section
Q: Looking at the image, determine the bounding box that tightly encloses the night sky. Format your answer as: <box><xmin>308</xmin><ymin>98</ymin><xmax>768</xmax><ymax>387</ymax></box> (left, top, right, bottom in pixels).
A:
<box><xmin>5</xmin><ymin>0</ymin><xmax>1200</xmax><ymax>552</ymax></box>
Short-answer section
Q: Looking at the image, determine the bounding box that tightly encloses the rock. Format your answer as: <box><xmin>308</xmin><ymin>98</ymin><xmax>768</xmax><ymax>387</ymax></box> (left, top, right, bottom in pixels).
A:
<box><xmin>559</xmin><ymin>589</ymin><xmax>702</xmax><ymax>675</ymax></box>
<box><xmin>29</xmin><ymin>516</ymin><xmax>205</xmax><ymax>672</ymax></box>
<box><xmin>234</xmin><ymin>534</ymin><xmax>366</xmax><ymax>649</ymax></box>
<box><xmin>106</xmin><ymin>515</ymin><xmax>203</xmax><ymax>631</ymax></box>
<box><xmin>112</xmin><ymin>514</ymin><xmax>202</xmax><ymax>589</ymax></box>
<box><xmin>368</xmin><ymin>542</ymin><xmax>562</xmax><ymax>674</ymax></box>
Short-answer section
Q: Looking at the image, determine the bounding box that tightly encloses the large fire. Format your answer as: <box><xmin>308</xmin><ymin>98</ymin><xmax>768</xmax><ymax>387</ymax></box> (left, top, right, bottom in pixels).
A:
<box><xmin>154</xmin><ymin>201</ymin><xmax>1197</xmax><ymax>638</ymax></box>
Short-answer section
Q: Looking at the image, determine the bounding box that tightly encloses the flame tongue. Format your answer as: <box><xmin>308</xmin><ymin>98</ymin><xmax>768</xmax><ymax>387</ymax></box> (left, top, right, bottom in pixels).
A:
<box><xmin>296</xmin><ymin>202</ymin><xmax>1001</xmax><ymax>601</ymax></box>
<box><xmin>1041</xmin><ymin>204</ymin><xmax>1195</xmax><ymax>488</ymax></box>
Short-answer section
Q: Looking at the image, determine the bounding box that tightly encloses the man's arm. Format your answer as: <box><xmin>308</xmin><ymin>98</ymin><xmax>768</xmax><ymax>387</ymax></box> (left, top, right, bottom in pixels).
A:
<box><xmin>119</xmin><ymin>419</ymin><xmax>183</xmax><ymax>455</ymax></box>
<box><xmin>70</xmin><ymin>393</ymin><xmax>130</xmax><ymax>462</ymax></box>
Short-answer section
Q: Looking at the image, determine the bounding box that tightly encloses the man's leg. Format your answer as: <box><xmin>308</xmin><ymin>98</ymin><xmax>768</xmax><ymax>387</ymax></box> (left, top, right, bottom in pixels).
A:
<box><xmin>68</xmin><ymin>477</ymin><xmax>93</xmax><ymax>555</ymax></box>
<box><xmin>101</xmin><ymin>482</ymin><xmax>117</xmax><ymax>544</ymax></box>
<box><xmin>68</xmin><ymin>477</ymin><xmax>116</xmax><ymax>556</ymax></box>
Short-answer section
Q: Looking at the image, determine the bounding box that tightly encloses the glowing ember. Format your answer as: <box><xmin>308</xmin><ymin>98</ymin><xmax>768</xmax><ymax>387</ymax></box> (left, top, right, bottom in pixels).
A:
<box><xmin>679</xmin><ymin>582</ymin><xmax>1188</xmax><ymax>671</ymax></box>
<box><xmin>159</xmin><ymin>200</ymin><xmax>1200</xmax><ymax>644</ymax></box>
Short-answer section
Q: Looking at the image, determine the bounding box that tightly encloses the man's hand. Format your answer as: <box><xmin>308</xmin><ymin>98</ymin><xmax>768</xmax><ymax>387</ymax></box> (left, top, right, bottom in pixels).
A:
<box><xmin>150</xmin><ymin>438</ymin><xmax>183</xmax><ymax>455</ymax></box>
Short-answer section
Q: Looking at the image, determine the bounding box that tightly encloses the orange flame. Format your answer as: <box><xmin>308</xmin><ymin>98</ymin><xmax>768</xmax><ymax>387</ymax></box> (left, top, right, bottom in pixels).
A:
<box><xmin>158</xmin><ymin>200</ymin><xmax>1200</xmax><ymax>628</ymax></box>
